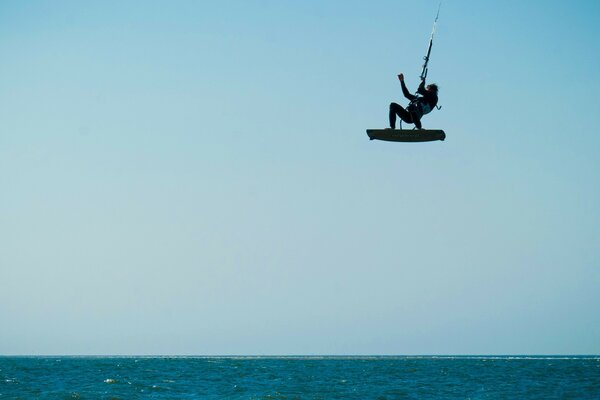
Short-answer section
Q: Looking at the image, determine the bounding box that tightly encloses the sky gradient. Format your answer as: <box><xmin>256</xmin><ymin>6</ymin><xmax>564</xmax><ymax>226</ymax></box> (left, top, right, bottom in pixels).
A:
<box><xmin>1</xmin><ymin>0</ymin><xmax>599</xmax><ymax>355</ymax></box>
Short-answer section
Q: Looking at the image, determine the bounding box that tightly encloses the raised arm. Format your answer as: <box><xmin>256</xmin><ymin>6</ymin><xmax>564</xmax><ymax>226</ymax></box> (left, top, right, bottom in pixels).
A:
<box><xmin>416</xmin><ymin>79</ymin><xmax>427</xmax><ymax>95</ymax></box>
<box><xmin>398</xmin><ymin>74</ymin><xmax>416</xmax><ymax>101</ymax></box>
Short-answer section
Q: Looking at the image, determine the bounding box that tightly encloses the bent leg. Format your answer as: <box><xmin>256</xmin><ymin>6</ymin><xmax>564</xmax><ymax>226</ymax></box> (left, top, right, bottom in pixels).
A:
<box><xmin>413</xmin><ymin>116</ymin><xmax>422</xmax><ymax>129</ymax></box>
<box><xmin>389</xmin><ymin>102</ymin><xmax>413</xmax><ymax>129</ymax></box>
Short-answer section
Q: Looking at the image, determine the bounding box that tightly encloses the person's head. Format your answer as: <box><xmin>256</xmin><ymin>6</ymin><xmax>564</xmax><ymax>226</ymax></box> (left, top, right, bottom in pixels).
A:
<box><xmin>426</xmin><ymin>84</ymin><xmax>439</xmax><ymax>94</ymax></box>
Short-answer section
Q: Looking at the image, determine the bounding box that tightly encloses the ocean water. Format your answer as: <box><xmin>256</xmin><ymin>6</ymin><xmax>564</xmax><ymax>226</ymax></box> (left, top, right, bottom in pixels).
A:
<box><xmin>1</xmin><ymin>356</ymin><xmax>599</xmax><ymax>399</ymax></box>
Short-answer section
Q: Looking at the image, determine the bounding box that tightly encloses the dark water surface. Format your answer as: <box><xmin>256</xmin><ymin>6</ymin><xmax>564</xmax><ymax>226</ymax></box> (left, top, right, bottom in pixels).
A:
<box><xmin>1</xmin><ymin>356</ymin><xmax>599</xmax><ymax>399</ymax></box>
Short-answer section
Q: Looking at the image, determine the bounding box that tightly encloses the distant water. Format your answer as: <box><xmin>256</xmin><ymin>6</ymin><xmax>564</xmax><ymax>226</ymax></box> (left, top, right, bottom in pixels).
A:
<box><xmin>1</xmin><ymin>356</ymin><xmax>599</xmax><ymax>399</ymax></box>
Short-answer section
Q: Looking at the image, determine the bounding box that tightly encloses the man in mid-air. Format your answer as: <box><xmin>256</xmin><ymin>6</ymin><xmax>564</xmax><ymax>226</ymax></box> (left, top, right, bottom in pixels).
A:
<box><xmin>389</xmin><ymin>73</ymin><xmax>439</xmax><ymax>130</ymax></box>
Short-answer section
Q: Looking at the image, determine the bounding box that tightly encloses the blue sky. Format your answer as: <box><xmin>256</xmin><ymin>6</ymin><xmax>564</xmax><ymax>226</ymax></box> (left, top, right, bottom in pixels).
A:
<box><xmin>1</xmin><ymin>0</ymin><xmax>599</xmax><ymax>355</ymax></box>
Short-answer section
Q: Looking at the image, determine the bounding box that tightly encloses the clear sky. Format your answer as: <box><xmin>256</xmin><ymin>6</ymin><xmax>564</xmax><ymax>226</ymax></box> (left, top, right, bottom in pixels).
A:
<box><xmin>1</xmin><ymin>0</ymin><xmax>599</xmax><ymax>355</ymax></box>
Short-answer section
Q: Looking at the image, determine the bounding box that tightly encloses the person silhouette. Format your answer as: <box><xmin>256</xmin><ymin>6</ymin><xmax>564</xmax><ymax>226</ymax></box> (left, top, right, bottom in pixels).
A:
<box><xmin>389</xmin><ymin>73</ymin><xmax>439</xmax><ymax>129</ymax></box>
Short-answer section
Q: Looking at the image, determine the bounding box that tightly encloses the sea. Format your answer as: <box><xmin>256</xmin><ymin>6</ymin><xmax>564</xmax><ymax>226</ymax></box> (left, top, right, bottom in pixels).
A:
<box><xmin>1</xmin><ymin>356</ymin><xmax>599</xmax><ymax>399</ymax></box>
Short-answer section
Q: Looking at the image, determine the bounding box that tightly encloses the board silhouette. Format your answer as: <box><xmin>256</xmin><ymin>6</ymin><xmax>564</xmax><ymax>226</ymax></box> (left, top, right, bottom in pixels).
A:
<box><xmin>366</xmin><ymin>129</ymin><xmax>446</xmax><ymax>142</ymax></box>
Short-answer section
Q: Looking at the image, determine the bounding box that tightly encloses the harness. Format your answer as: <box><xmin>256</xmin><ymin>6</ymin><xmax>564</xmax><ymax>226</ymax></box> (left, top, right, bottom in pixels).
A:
<box><xmin>408</xmin><ymin>98</ymin><xmax>433</xmax><ymax>121</ymax></box>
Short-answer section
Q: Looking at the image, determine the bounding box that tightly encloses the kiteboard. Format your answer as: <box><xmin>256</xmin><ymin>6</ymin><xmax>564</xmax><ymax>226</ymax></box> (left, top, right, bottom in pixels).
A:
<box><xmin>366</xmin><ymin>129</ymin><xmax>445</xmax><ymax>142</ymax></box>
